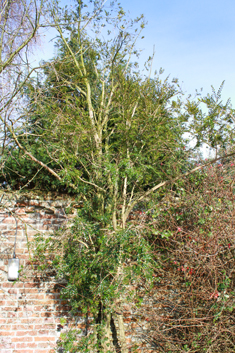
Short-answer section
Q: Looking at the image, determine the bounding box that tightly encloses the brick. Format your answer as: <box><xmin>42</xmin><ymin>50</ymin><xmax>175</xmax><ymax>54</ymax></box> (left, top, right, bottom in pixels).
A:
<box><xmin>24</xmin><ymin>294</ymin><xmax>45</xmax><ymax>300</ymax></box>
<box><xmin>11</xmin><ymin>325</ymin><xmax>34</xmax><ymax>330</ymax></box>
<box><xmin>40</xmin><ymin>318</ymin><xmax>55</xmax><ymax>323</ymax></box>
<box><xmin>16</xmin><ymin>343</ymin><xmax>37</xmax><ymax>348</ymax></box>
<box><xmin>38</xmin><ymin>342</ymin><xmax>56</xmax><ymax>348</ymax></box>
<box><xmin>18</xmin><ymin>218</ymin><xmax>37</xmax><ymax>225</ymax></box>
<box><xmin>24</xmin><ymin>230</ymin><xmax>38</xmax><ymax>236</ymax></box>
<box><xmin>24</xmin><ymin>207</ymin><xmax>35</xmax><ymax>213</ymax></box>
<box><xmin>16</xmin><ymin>201</ymin><xmax>29</xmax><ymax>207</ymax></box>
<box><xmin>33</xmin><ymin>306</ymin><xmax>50</xmax><ymax>312</ymax></box>
<box><xmin>23</xmin><ymin>283</ymin><xmax>39</xmax><ymax>288</ymax></box>
<box><xmin>6</xmin><ymin>301</ymin><xmax>18</xmax><ymax>306</ymax></box>
<box><xmin>46</xmin><ymin>294</ymin><xmax>60</xmax><ymax>299</ymax></box>
<box><xmin>2</xmin><ymin>282</ymin><xmax>24</xmax><ymax>288</ymax></box>
<box><xmin>5</xmin><ymin>318</ymin><xmax>17</xmax><ymax>323</ymax></box>
<box><xmin>0</xmin><ymin>294</ymin><xmax>7</xmax><ymax>299</ymax></box>
<box><xmin>2</xmin><ymin>307</ymin><xmax>19</xmax><ymax>311</ymax></box>
<box><xmin>44</xmin><ymin>299</ymin><xmax>59</xmax><ymax>305</ymax></box>
<box><xmin>34</xmin><ymin>336</ymin><xmax>56</xmax><ymax>342</ymax></box>
<box><xmin>0</xmin><ymin>331</ymin><xmax>15</xmax><ymax>336</ymax></box>
<box><xmin>7</xmin><ymin>312</ymin><xmax>17</xmax><ymax>318</ymax></box>
<box><xmin>0</xmin><ymin>345</ymin><xmax>15</xmax><ymax>351</ymax></box>
<box><xmin>16</xmin><ymin>330</ymin><xmax>38</xmax><ymax>336</ymax></box>
<box><xmin>2</xmin><ymin>217</ymin><xmax>17</xmax><ymax>224</ymax></box>
<box><xmin>2</xmin><ymin>233</ymin><xmax>20</xmax><ymax>239</ymax></box>
<box><xmin>0</xmin><ymin>325</ymin><xmax>12</xmax><ymax>330</ymax></box>
<box><xmin>17</xmin><ymin>255</ymin><xmax>29</xmax><ymax>260</ymax></box>
<box><xmin>21</xmin><ymin>288</ymin><xmax>39</xmax><ymax>294</ymax></box>
<box><xmin>0</xmin><ymin>225</ymin><xmax>8</xmax><ymax>229</ymax></box>
<box><xmin>28</xmin><ymin>201</ymin><xmax>42</xmax><ymax>206</ymax></box>
<box><xmin>35</xmin><ymin>324</ymin><xmax>55</xmax><ymax>330</ymax></box>
<box><xmin>12</xmin><ymin>337</ymin><xmax>33</xmax><ymax>342</ymax></box>
<box><xmin>13</xmin><ymin>349</ymin><xmax>33</xmax><ymax>353</ymax></box>
<box><xmin>38</xmin><ymin>330</ymin><xmax>50</xmax><ymax>335</ymax></box>
<box><xmin>14</xmin><ymin>249</ymin><xmax>27</xmax><ymax>254</ymax></box>
<box><xmin>14</xmin><ymin>208</ymin><xmax>27</xmax><ymax>214</ymax></box>
<box><xmin>39</xmin><ymin>214</ymin><xmax>57</xmax><ymax>219</ymax></box>
<box><xmin>7</xmin><ymin>289</ymin><xmax>18</xmax><ymax>294</ymax></box>
<box><xmin>0</xmin><ymin>319</ymin><xmax>8</xmax><ymax>324</ymax></box>
<box><xmin>20</xmin><ymin>318</ymin><xmax>42</xmax><ymax>324</ymax></box>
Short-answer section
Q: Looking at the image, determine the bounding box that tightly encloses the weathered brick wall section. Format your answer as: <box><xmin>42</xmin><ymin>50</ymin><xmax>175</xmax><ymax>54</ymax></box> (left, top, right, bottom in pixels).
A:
<box><xmin>0</xmin><ymin>192</ymin><xmax>73</xmax><ymax>353</ymax></box>
<box><xmin>0</xmin><ymin>191</ymin><xmax>153</xmax><ymax>353</ymax></box>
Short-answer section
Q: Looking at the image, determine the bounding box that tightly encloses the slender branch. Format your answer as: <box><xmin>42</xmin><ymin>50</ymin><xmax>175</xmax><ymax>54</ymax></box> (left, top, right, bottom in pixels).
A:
<box><xmin>125</xmin><ymin>150</ymin><xmax>235</xmax><ymax>219</ymax></box>
<box><xmin>0</xmin><ymin>0</ymin><xmax>43</xmax><ymax>74</ymax></box>
<box><xmin>121</xmin><ymin>176</ymin><xmax>127</xmax><ymax>228</ymax></box>
<box><xmin>0</xmin><ymin>64</ymin><xmax>46</xmax><ymax>114</ymax></box>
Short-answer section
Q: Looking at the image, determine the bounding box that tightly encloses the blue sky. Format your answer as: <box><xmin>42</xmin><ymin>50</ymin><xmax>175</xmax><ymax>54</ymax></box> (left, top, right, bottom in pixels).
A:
<box><xmin>121</xmin><ymin>0</ymin><xmax>235</xmax><ymax>105</ymax></box>
<box><xmin>36</xmin><ymin>0</ymin><xmax>235</xmax><ymax>105</ymax></box>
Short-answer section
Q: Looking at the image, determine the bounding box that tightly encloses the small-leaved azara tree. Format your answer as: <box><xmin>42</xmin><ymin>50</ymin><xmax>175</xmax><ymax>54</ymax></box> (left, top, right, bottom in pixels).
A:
<box><xmin>1</xmin><ymin>0</ymin><xmax>235</xmax><ymax>352</ymax></box>
<box><xmin>4</xmin><ymin>1</ymin><xmax>186</xmax><ymax>350</ymax></box>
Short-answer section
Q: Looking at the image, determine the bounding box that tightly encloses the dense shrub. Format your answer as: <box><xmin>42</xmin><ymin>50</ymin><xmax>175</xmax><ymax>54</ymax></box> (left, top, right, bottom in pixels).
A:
<box><xmin>143</xmin><ymin>161</ymin><xmax>235</xmax><ymax>352</ymax></box>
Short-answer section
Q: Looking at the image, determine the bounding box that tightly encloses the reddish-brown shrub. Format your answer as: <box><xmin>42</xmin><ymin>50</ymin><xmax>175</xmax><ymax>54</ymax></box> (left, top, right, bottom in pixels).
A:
<box><xmin>143</xmin><ymin>161</ymin><xmax>235</xmax><ymax>352</ymax></box>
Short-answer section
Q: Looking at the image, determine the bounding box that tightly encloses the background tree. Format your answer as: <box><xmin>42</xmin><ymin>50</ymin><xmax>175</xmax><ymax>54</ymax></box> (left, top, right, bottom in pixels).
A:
<box><xmin>0</xmin><ymin>0</ymin><xmax>47</xmax><ymax>174</ymax></box>
<box><xmin>185</xmin><ymin>81</ymin><xmax>235</xmax><ymax>158</ymax></box>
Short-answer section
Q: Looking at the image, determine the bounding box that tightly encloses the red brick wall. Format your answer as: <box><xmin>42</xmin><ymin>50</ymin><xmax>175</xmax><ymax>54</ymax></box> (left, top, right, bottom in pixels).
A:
<box><xmin>0</xmin><ymin>192</ymin><xmax>152</xmax><ymax>353</ymax></box>
<box><xmin>0</xmin><ymin>192</ymin><xmax>74</xmax><ymax>353</ymax></box>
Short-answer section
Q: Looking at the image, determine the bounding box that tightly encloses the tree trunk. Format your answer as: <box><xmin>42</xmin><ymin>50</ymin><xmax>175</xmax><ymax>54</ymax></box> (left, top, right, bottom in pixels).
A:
<box><xmin>113</xmin><ymin>313</ymin><xmax>128</xmax><ymax>353</ymax></box>
<box><xmin>102</xmin><ymin>313</ymin><xmax>115</xmax><ymax>352</ymax></box>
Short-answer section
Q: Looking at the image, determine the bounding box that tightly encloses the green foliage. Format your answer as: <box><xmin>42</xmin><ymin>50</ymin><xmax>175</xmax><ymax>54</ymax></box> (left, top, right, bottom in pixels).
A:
<box><xmin>0</xmin><ymin>0</ymin><xmax>189</xmax><ymax>199</ymax></box>
<box><xmin>0</xmin><ymin>145</ymin><xmax>67</xmax><ymax>192</ymax></box>
<box><xmin>186</xmin><ymin>81</ymin><xmax>235</xmax><ymax>153</ymax></box>
<box><xmin>34</xmin><ymin>205</ymin><xmax>154</xmax><ymax>352</ymax></box>
<box><xmin>57</xmin><ymin>329</ymin><xmax>98</xmax><ymax>353</ymax></box>
<box><xmin>34</xmin><ymin>209</ymin><xmax>154</xmax><ymax>316</ymax></box>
